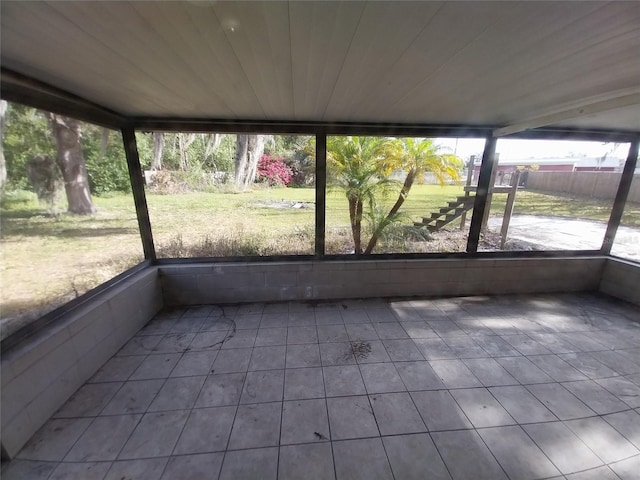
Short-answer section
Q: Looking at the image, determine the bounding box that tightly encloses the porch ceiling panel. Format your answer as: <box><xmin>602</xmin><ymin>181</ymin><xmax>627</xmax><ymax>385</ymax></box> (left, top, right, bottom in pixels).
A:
<box><xmin>554</xmin><ymin>104</ymin><xmax>640</xmax><ymax>131</ymax></box>
<box><xmin>1</xmin><ymin>1</ymin><xmax>639</xmax><ymax>131</ymax></box>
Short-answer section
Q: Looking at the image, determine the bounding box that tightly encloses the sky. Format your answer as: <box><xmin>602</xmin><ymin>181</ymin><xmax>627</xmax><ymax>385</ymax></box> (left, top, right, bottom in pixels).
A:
<box><xmin>436</xmin><ymin>138</ymin><xmax>630</xmax><ymax>161</ymax></box>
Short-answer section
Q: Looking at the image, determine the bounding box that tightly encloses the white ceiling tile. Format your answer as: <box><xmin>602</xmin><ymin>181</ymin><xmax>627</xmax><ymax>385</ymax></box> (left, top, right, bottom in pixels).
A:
<box><xmin>289</xmin><ymin>1</ymin><xmax>364</xmax><ymax>120</ymax></box>
<box><xmin>211</xmin><ymin>1</ymin><xmax>293</xmax><ymax>119</ymax></box>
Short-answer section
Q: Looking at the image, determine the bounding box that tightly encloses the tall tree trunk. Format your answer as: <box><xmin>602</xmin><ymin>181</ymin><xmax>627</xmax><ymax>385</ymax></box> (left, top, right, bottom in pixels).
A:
<box><xmin>348</xmin><ymin>195</ymin><xmax>363</xmax><ymax>255</ymax></box>
<box><xmin>244</xmin><ymin>135</ymin><xmax>266</xmax><ymax>189</ymax></box>
<box><xmin>47</xmin><ymin>114</ymin><xmax>96</xmax><ymax>214</ymax></box>
<box><xmin>204</xmin><ymin>133</ymin><xmax>222</xmax><ymax>160</ymax></box>
<box><xmin>151</xmin><ymin>131</ymin><xmax>164</xmax><ymax>170</ymax></box>
<box><xmin>235</xmin><ymin>134</ymin><xmax>249</xmax><ymax>187</ymax></box>
<box><xmin>0</xmin><ymin>100</ymin><xmax>7</xmax><ymax>189</ymax></box>
<box><xmin>355</xmin><ymin>199</ymin><xmax>363</xmax><ymax>255</ymax></box>
<box><xmin>169</xmin><ymin>133</ymin><xmax>178</xmax><ymax>160</ymax></box>
<box><xmin>177</xmin><ymin>133</ymin><xmax>196</xmax><ymax>170</ymax></box>
<box><xmin>178</xmin><ymin>134</ymin><xmax>187</xmax><ymax>170</ymax></box>
<box><xmin>235</xmin><ymin>134</ymin><xmax>268</xmax><ymax>189</ymax></box>
<box><xmin>364</xmin><ymin>168</ymin><xmax>416</xmax><ymax>254</ymax></box>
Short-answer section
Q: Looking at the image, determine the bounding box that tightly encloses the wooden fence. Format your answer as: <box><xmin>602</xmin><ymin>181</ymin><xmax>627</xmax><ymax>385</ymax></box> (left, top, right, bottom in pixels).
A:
<box><xmin>525</xmin><ymin>171</ymin><xmax>640</xmax><ymax>203</ymax></box>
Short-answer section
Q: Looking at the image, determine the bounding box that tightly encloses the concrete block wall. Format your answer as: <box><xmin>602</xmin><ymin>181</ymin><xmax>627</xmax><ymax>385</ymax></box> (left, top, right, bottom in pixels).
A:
<box><xmin>600</xmin><ymin>258</ymin><xmax>640</xmax><ymax>306</ymax></box>
<box><xmin>160</xmin><ymin>257</ymin><xmax>607</xmax><ymax>306</ymax></box>
<box><xmin>0</xmin><ymin>267</ymin><xmax>162</xmax><ymax>459</ymax></box>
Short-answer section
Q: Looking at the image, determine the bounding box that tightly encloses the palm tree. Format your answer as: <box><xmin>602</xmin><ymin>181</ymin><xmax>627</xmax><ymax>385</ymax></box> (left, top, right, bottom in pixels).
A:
<box><xmin>364</xmin><ymin>138</ymin><xmax>462</xmax><ymax>254</ymax></box>
<box><xmin>327</xmin><ymin>136</ymin><xmax>401</xmax><ymax>254</ymax></box>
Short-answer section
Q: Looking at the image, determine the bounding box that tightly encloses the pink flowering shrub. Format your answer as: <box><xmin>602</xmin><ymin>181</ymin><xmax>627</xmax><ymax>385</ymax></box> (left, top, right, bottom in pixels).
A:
<box><xmin>257</xmin><ymin>155</ymin><xmax>293</xmax><ymax>186</ymax></box>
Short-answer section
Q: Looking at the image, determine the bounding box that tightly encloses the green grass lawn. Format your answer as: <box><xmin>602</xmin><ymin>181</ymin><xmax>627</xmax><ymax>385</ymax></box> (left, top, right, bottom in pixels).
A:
<box><xmin>143</xmin><ymin>184</ymin><xmax>467</xmax><ymax>256</ymax></box>
<box><xmin>2</xmin><ymin>184</ymin><xmax>639</xmax><ymax>330</ymax></box>
<box><xmin>1</xmin><ymin>191</ymin><xmax>144</xmax><ymax>331</ymax></box>
<box><xmin>490</xmin><ymin>190</ymin><xmax>640</xmax><ymax>226</ymax></box>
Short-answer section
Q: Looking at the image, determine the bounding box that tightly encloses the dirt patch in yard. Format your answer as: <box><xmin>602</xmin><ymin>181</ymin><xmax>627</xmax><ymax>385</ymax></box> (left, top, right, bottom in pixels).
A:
<box><xmin>254</xmin><ymin>200</ymin><xmax>314</xmax><ymax>209</ymax></box>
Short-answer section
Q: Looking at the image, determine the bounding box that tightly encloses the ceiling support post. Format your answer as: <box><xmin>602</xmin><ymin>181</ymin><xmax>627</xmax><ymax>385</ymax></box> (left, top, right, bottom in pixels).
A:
<box><xmin>467</xmin><ymin>137</ymin><xmax>497</xmax><ymax>253</ymax></box>
<box><xmin>122</xmin><ymin>127</ymin><xmax>156</xmax><ymax>261</ymax></box>
<box><xmin>601</xmin><ymin>139</ymin><xmax>639</xmax><ymax>254</ymax></box>
<box><xmin>315</xmin><ymin>133</ymin><xmax>327</xmax><ymax>258</ymax></box>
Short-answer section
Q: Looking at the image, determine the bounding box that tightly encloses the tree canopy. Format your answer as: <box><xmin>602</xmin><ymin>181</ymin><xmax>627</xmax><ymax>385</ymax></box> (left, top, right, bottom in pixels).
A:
<box><xmin>2</xmin><ymin>102</ymin><xmax>314</xmax><ymax>202</ymax></box>
<box><xmin>327</xmin><ymin>136</ymin><xmax>401</xmax><ymax>254</ymax></box>
<box><xmin>2</xmin><ymin>101</ymin><xmax>461</xmax><ymax>252</ymax></box>
<box><xmin>327</xmin><ymin>136</ymin><xmax>463</xmax><ymax>254</ymax></box>
<box><xmin>364</xmin><ymin>137</ymin><xmax>463</xmax><ymax>253</ymax></box>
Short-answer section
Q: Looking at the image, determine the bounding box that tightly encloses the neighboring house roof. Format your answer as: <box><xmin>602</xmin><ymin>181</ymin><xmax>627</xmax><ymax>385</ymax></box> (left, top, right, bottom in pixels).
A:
<box><xmin>473</xmin><ymin>156</ymin><xmax>625</xmax><ymax>169</ymax></box>
<box><xmin>574</xmin><ymin>157</ymin><xmax>626</xmax><ymax>169</ymax></box>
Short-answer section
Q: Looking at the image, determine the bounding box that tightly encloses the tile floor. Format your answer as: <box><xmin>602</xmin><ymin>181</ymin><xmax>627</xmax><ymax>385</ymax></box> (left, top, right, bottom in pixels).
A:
<box><xmin>3</xmin><ymin>292</ymin><xmax>640</xmax><ymax>480</ymax></box>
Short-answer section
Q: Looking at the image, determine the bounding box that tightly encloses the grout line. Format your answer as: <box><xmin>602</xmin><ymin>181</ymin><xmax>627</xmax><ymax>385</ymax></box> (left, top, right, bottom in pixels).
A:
<box><xmin>87</xmin><ymin>359</ymin><xmax>636</xmax><ymax>392</ymax></box>
<box><xmin>561</xmin><ymin>416</ymin><xmax>635</xmax><ymax>469</ymax></box>
<box><xmin>428</xmin><ymin>431</ymin><xmax>457</xmax><ymax>480</ymax></box>
<box><xmin>67</xmin><ymin>396</ymin><xmax>637</xmax><ymax>421</ymax></box>
<box><xmin>350</xmin><ymin>335</ymin><xmax>398</xmax><ymax>480</ymax></box>
<box><xmin>468</xmin><ymin>425</ymin><xmax>512</xmax><ymax>480</ymax></box>
<box><xmin>213</xmin><ymin>305</ymin><xmax>247</xmax><ymax>479</ymax></box>
<box><xmin>519</xmin><ymin>417</ymin><xmax>597</xmax><ymax>478</ymax></box>
<box><xmin>317</xmin><ymin>346</ymin><xmax>337</xmax><ymax>480</ymax></box>
<box><xmin>275</xmin><ymin>342</ymin><xmax>288</xmax><ymax>480</ymax></box>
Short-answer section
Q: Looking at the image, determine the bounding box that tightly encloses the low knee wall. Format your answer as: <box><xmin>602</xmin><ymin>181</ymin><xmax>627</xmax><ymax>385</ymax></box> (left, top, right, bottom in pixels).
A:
<box><xmin>600</xmin><ymin>258</ymin><xmax>640</xmax><ymax>306</ymax></box>
<box><xmin>0</xmin><ymin>267</ymin><xmax>162</xmax><ymax>459</ymax></box>
<box><xmin>160</xmin><ymin>257</ymin><xmax>606</xmax><ymax>305</ymax></box>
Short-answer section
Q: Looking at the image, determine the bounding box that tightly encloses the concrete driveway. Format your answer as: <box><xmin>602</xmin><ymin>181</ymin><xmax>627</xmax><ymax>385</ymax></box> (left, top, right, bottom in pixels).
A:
<box><xmin>488</xmin><ymin>215</ymin><xmax>639</xmax><ymax>260</ymax></box>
